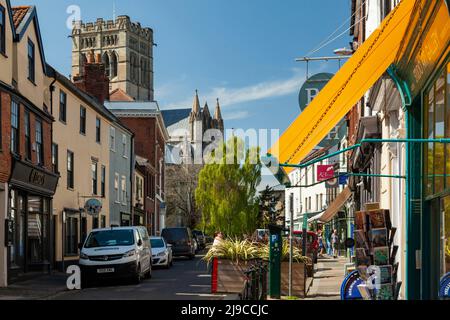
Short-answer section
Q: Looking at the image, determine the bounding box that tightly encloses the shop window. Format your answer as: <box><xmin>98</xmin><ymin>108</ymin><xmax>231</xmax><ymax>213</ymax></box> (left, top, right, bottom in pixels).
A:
<box><xmin>424</xmin><ymin>64</ymin><xmax>450</xmax><ymax>196</ymax></box>
<box><xmin>28</xmin><ymin>196</ymin><xmax>49</xmax><ymax>263</ymax></box>
<box><xmin>35</xmin><ymin>119</ymin><xmax>43</xmax><ymax>166</ymax></box>
<box><xmin>65</xmin><ymin>216</ymin><xmax>78</xmax><ymax>256</ymax></box>
<box><xmin>24</xmin><ymin>111</ymin><xmax>31</xmax><ymax>160</ymax></box>
<box><xmin>11</xmin><ymin>100</ymin><xmax>19</xmax><ymax>154</ymax></box>
<box><xmin>0</xmin><ymin>6</ymin><xmax>5</xmax><ymax>54</ymax></box>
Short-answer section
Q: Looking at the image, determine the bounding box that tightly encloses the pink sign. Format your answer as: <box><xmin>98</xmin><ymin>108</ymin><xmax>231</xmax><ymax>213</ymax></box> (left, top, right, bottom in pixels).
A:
<box><xmin>317</xmin><ymin>165</ymin><xmax>335</xmax><ymax>181</ymax></box>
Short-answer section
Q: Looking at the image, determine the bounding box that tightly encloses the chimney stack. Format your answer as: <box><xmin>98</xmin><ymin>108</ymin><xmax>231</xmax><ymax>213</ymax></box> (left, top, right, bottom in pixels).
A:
<box><xmin>73</xmin><ymin>51</ymin><xmax>110</xmax><ymax>105</ymax></box>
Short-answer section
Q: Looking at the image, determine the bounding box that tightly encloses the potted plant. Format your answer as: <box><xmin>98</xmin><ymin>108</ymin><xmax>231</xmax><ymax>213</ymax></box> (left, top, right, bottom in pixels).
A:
<box><xmin>258</xmin><ymin>239</ymin><xmax>312</xmax><ymax>298</ymax></box>
<box><xmin>204</xmin><ymin>238</ymin><xmax>260</xmax><ymax>294</ymax></box>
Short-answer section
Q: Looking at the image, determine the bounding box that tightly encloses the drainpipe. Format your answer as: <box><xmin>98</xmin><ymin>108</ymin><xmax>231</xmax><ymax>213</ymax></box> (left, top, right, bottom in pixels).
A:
<box><xmin>49</xmin><ymin>72</ymin><xmax>57</xmax><ymax>274</ymax></box>
<box><xmin>386</xmin><ymin>66</ymin><xmax>412</xmax><ymax>300</ymax></box>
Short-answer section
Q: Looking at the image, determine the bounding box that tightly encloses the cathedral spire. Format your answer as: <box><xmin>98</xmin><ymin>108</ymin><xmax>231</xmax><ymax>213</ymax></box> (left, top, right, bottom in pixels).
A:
<box><xmin>203</xmin><ymin>101</ymin><xmax>211</xmax><ymax>117</ymax></box>
<box><xmin>192</xmin><ymin>90</ymin><xmax>201</xmax><ymax>114</ymax></box>
<box><xmin>214</xmin><ymin>98</ymin><xmax>223</xmax><ymax>120</ymax></box>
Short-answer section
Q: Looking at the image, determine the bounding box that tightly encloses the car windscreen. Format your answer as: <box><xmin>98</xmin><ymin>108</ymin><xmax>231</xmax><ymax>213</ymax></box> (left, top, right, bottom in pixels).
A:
<box><xmin>84</xmin><ymin>230</ymin><xmax>135</xmax><ymax>248</ymax></box>
<box><xmin>150</xmin><ymin>238</ymin><xmax>165</xmax><ymax>248</ymax></box>
<box><xmin>162</xmin><ymin>229</ymin><xmax>188</xmax><ymax>242</ymax></box>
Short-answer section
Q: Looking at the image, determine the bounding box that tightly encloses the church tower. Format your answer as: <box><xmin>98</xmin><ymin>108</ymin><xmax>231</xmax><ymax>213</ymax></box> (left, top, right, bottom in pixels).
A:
<box><xmin>71</xmin><ymin>16</ymin><xmax>154</xmax><ymax>101</ymax></box>
<box><xmin>214</xmin><ymin>98</ymin><xmax>224</xmax><ymax>134</ymax></box>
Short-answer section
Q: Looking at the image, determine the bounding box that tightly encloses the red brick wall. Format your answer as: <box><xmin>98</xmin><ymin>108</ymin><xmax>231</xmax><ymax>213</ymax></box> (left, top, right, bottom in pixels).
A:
<box><xmin>0</xmin><ymin>90</ymin><xmax>53</xmax><ymax>183</ymax></box>
<box><xmin>0</xmin><ymin>91</ymin><xmax>12</xmax><ymax>183</ymax></box>
<box><xmin>119</xmin><ymin>117</ymin><xmax>157</xmax><ymax>163</ymax></box>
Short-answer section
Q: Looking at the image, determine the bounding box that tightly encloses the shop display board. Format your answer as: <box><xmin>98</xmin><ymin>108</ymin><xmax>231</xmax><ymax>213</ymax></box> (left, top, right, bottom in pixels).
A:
<box><xmin>353</xmin><ymin>209</ymin><xmax>402</xmax><ymax>300</ymax></box>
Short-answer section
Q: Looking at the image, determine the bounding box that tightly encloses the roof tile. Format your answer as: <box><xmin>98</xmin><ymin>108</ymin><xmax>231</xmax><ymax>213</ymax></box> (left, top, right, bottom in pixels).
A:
<box><xmin>11</xmin><ymin>6</ymin><xmax>31</xmax><ymax>29</ymax></box>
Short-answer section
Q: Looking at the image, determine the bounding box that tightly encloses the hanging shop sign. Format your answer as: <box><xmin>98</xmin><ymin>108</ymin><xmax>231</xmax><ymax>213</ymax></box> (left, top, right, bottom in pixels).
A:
<box><xmin>339</xmin><ymin>174</ymin><xmax>349</xmax><ymax>185</ymax></box>
<box><xmin>317</xmin><ymin>165</ymin><xmax>335</xmax><ymax>181</ymax></box>
<box><xmin>84</xmin><ymin>199</ymin><xmax>103</xmax><ymax>217</ymax></box>
<box><xmin>298</xmin><ymin>73</ymin><xmax>347</xmax><ymax>148</ymax></box>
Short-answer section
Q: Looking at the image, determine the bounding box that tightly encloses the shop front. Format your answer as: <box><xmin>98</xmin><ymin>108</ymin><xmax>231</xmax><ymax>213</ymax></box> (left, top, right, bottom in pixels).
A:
<box><xmin>394</xmin><ymin>0</ymin><xmax>450</xmax><ymax>299</ymax></box>
<box><xmin>7</xmin><ymin>159</ymin><xmax>58</xmax><ymax>283</ymax></box>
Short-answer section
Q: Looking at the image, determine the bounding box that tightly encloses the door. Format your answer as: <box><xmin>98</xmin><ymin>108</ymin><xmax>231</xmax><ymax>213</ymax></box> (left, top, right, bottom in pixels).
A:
<box><xmin>423</xmin><ymin>194</ymin><xmax>450</xmax><ymax>299</ymax></box>
<box><xmin>9</xmin><ymin>192</ymin><xmax>26</xmax><ymax>275</ymax></box>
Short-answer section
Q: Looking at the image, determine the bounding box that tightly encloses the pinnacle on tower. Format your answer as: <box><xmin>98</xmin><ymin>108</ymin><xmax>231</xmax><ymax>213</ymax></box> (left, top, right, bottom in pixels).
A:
<box><xmin>214</xmin><ymin>98</ymin><xmax>223</xmax><ymax>120</ymax></box>
<box><xmin>192</xmin><ymin>90</ymin><xmax>201</xmax><ymax>114</ymax></box>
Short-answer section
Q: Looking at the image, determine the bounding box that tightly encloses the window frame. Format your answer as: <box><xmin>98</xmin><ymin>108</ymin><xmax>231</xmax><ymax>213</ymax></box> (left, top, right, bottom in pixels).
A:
<box><xmin>101</xmin><ymin>165</ymin><xmax>106</xmax><ymax>198</ymax></box>
<box><xmin>96</xmin><ymin>117</ymin><xmax>101</xmax><ymax>143</ymax></box>
<box><xmin>110</xmin><ymin>126</ymin><xmax>116</xmax><ymax>151</ymax></box>
<box><xmin>115</xmin><ymin>173</ymin><xmax>120</xmax><ymax>203</ymax></box>
<box><xmin>35</xmin><ymin>118</ymin><xmax>43</xmax><ymax>166</ymax></box>
<box><xmin>67</xmin><ymin>150</ymin><xmax>74</xmax><ymax>190</ymax></box>
<box><xmin>27</xmin><ymin>39</ymin><xmax>35</xmax><ymax>83</ymax></box>
<box><xmin>24</xmin><ymin>110</ymin><xmax>31</xmax><ymax>160</ymax></box>
<box><xmin>122</xmin><ymin>134</ymin><xmax>127</xmax><ymax>158</ymax></box>
<box><xmin>91</xmin><ymin>161</ymin><xmax>98</xmax><ymax>195</ymax></box>
<box><xmin>10</xmin><ymin>100</ymin><xmax>19</xmax><ymax>154</ymax></box>
<box><xmin>59</xmin><ymin>90</ymin><xmax>67</xmax><ymax>123</ymax></box>
<box><xmin>80</xmin><ymin>106</ymin><xmax>86</xmax><ymax>135</ymax></box>
<box><xmin>0</xmin><ymin>5</ymin><xmax>6</xmax><ymax>55</ymax></box>
<box><xmin>64</xmin><ymin>216</ymin><xmax>79</xmax><ymax>256</ymax></box>
<box><xmin>121</xmin><ymin>175</ymin><xmax>126</xmax><ymax>204</ymax></box>
<box><xmin>52</xmin><ymin>143</ymin><xmax>59</xmax><ymax>174</ymax></box>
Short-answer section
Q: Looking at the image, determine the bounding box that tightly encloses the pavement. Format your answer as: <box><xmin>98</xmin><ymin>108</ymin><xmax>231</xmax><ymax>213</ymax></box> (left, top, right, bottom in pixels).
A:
<box><xmin>305</xmin><ymin>255</ymin><xmax>348</xmax><ymax>300</ymax></box>
<box><xmin>0</xmin><ymin>273</ymin><xmax>68</xmax><ymax>300</ymax></box>
<box><xmin>0</xmin><ymin>254</ymin><xmax>235</xmax><ymax>300</ymax></box>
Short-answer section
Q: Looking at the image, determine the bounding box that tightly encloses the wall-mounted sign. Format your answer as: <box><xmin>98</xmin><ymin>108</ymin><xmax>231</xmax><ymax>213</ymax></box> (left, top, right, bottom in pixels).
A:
<box><xmin>298</xmin><ymin>73</ymin><xmax>347</xmax><ymax>148</ymax></box>
<box><xmin>317</xmin><ymin>165</ymin><xmax>335</xmax><ymax>181</ymax></box>
<box><xmin>10</xmin><ymin>159</ymin><xmax>59</xmax><ymax>196</ymax></box>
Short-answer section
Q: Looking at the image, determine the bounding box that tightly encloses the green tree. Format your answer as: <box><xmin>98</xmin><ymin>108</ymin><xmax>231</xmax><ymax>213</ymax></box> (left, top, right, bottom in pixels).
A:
<box><xmin>258</xmin><ymin>185</ymin><xmax>284</xmax><ymax>228</ymax></box>
<box><xmin>195</xmin><ymin>137</ymin><xmax>262</xmax><ymax>237</ymax></box>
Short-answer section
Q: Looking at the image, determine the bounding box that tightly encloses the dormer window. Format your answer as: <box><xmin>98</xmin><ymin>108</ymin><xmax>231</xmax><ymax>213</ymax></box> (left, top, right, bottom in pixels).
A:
<box><xmin>0</xmin><ymin>6</ymin><xmax>5</xmax><ymax>55</ymax></box>
<box><xmin>28</xmin><ymin>39</ymin><xmax>35</xmax><ymax>83</ymax></box>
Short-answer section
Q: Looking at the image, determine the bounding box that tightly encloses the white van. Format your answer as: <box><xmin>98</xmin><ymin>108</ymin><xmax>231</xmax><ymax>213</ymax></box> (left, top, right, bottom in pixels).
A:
<box><xmin>79</xmin><ymin>226</ymin><xmax>152</xmax><ymax>287</ymax></box>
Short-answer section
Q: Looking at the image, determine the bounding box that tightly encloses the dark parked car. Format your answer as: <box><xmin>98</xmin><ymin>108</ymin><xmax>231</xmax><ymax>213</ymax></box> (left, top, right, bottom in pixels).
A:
<box><xmin>161</xmin><ymin>227</ymin><xmax>196</xmax><ymax>260</ymax></box>
<box><xmin>192</xmin><ymin>230</ymin><xmax>206</xmax><ymax>250</ymax></box>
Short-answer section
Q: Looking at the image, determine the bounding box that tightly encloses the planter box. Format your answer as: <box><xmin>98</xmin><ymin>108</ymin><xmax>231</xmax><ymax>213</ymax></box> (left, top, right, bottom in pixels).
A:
<box><xmin>281</xmin><ymin>261</ymin><xmax>306</xmax><ymax>298</ymax></box>
<box><xmin>214</xmin><ymin>259</ymin><xmax>249</xmax><ymax>294</ymax></box>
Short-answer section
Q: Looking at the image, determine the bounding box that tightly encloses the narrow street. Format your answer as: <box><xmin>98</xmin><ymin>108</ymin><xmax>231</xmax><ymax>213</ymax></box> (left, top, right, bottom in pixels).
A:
<box><xmin>51</xmin><ymin>255</ymin><xmax>225</xmax><ymax>300</ymax></box>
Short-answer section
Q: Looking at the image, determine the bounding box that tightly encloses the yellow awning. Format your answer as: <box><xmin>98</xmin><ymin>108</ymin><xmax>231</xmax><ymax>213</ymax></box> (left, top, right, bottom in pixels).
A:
<box><xmin>269</xmin><ymin>0</ymin><xmax>416</xmax><ymax>173</ymax></box>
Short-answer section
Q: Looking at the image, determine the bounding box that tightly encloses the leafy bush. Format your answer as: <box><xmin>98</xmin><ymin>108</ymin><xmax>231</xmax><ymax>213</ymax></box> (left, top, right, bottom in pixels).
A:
<box><xmin>203</xmin><ymin>238</ymin><xmax>311</xmax><ymax>264</ymax></box>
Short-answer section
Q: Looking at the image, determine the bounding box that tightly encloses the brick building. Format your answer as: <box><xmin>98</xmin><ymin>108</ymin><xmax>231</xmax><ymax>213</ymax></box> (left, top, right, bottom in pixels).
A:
<box><xmin>105</xmin><ymin>101</ymin><xmax>169</xmax><ymax>235</ymax></box>
<box><xmin>0</xmin><ymin>2</ymin><xmax>59</xmax><ymax>286</ymax></box>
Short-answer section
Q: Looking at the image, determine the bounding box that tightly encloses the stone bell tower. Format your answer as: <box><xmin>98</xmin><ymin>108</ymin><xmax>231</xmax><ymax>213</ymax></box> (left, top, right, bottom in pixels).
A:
<box><xmin>71</xmin><ymin>15</ymin><xmax>154</xmax><ymax>101</ymax></box>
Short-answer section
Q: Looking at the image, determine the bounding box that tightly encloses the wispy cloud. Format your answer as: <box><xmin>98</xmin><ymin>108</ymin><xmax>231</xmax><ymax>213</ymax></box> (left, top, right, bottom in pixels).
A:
<box><xmin>222</xmin><ymin>111</ymin><xmax>250</xmax><ymax>121</ymax></box>
<box><xmin>162</xmin><ymin>68</ymin><xmax>306</xmax><ymax>110</ymax></box>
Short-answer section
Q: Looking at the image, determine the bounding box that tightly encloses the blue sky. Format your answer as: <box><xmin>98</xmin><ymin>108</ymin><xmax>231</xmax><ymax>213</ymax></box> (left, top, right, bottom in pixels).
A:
<box><xmin>12</xmin><ymin>0</ymin><xmax>352</xmax><ymax>187</ymax></box>
<box><xmin>13</xmin><ymin>0</ymin><xmax>351</xmax><ymax>134</ymax></box>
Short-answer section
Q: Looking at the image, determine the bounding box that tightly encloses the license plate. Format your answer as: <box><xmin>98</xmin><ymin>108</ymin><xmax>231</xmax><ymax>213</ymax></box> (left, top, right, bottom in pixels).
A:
<box><xmin>97</xmin><ymin>268</ymin><xmax>115</xmax><ymax>274</ymax></box>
